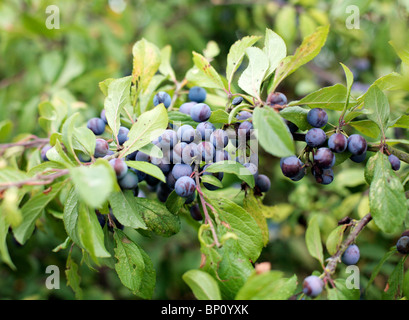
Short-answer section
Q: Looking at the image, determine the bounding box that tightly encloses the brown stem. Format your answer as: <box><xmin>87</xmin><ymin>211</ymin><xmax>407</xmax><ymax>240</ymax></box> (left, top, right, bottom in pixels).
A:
<box><xmin>0</xmin><ymin>137</ymin><xmax>50</xmax><ymax>154</ymax></box>
<box><xmin>194</xmin><ymin>166</ymin><xmax>221</xmax><ymax>248</ymax></box>
<box><xmin>324</xmin><ymin>213</ymin><xmax>372</xmax><ymax>276</ymax></box>
<box><xmin>0</xmin><ymin>169</ymin><xmax>70</xmax><ymax>190</ymax></box>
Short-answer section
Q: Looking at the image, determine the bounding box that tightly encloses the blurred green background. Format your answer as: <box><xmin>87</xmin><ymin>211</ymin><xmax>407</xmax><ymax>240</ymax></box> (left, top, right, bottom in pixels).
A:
<box><xmin>1</xmin><ymin>0</ymin><xmax>409</xmax><ymax>299</ymax></box>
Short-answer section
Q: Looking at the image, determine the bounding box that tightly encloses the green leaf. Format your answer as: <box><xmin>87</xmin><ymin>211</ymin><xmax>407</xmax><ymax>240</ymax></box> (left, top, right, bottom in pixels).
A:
<box><xmin>201</xmin><ymin>175</ymin><xmax>223</xmax><ymax>189</ymax></box>
<box><xmin>289</xmin><ymin>84</ymin><xmax>356</xmax><ymax>111</ymax></box>
<box><xmin>108</xmin><ymin>190</ymin><xmax>147</xmax><ymax>230</ymax></box>
<box><xmin>235</xmin><ymin>272</ymin><xmax>297</xmax><ymax>300</ymax></box>
<box><xmin>77</xmin><ymin>203</ymin><xmax>111</xmax><ymax>261</ymax></box>
<box><xmin>369</xmin><ymin>152</ymin><xmax>407</xmax><ymax>234</ymax></box>
<box><xmin>204</xmin><ymin>161</ymin><xmax>255</xmax><ymax>188</ymax></box>
<box><xmin>134</xmin><ymin>198</ymin><xmax>180</xmax><ymax>237</ymax></box>
<box><xmin>305</xmin><ymin>215</ymin><xmax>324</xmax><ymax>266</ymax></box>
<box><xmin>114</xmin><ymin>229</ymin><xmax>155</xmax><ymax>299</ymax></box>
<box><xmin>0</xmin><ymin>214</ymin><xmax>15</xmax><ymax>270</ymax></box>
<box><xmin>61</xmin><ymin>112</ymin><xmax>80</xmax><ymax>158</ymax></box>
<box><xmin>403</xmin><ymin>269</ymin><xmax>409</xmax><ymax>299</ymax></box>
<box><xmin>238</xmin><ymin>47</ymin><xmax>269</xmax><ymax>99</ymax></box>
<box><xmin>99</xmin><ymin>78</ymin><xmax>114</xmax><ymax>96</ymax></box>
<box><xmin>366</xmin><ymin>246</ymin><xmax>397</xmax><ymax>291</ymax></box>
<box><xmin>279</xmin><ymin>106</ymin><xmax>311</xmax><ymax>131</ymax></box>
<box><xmin>201</xmin><ymin>238</ymin><xmax>253</xmax><ymax>299</ymax></box>
<box><xmin>191</xmin><ymin>52</ymin><xmax>226</xmax><ymax>90</ymax></box>
<box><xmin>159</xmin><ymin>45</ymin><xmax>176</xmax><ymax>81</ymax></box>
<box><xmin>383</xmin><ymin>257</ymin><xmax>406</xmax><ymax>300</ymax></box>
<box><xmin>242</xmin><ymin>192</ymin><xmax>270</xmax><ymax>246</ymax></box>
<box><xmin>182</xmin><ymin>270</ymin><xmax>222</xmax><ymax>300</ymax></box>
<box><xmin>212</xmin><ymin>198</ymin><xmax>264</xmax><ymax>262</ymax></box>
<box><xmin>263</xmin><ymin>29</ymin><xmax>287</xmax><ymax>79</ymax></box>
<box><xmin>253</xmin><ymin>107</ymin><xmax>294</xmax><ymax>157</ymax></box>
<box><xmin>70</xmin><ymin>160</ymin><xmax>117</xmax><ymax>209</ymax></box>
<box><xmin>47</xmin><ymin>139</ymin><xmax>75</xmax><ymax>168</ymax></box>
<box><xmin>390</xmin><ymin>115</ymin><xmax>409</xmax><ymax>129</ymax></box>
<box><xmin>72</xmin><ymin>127</ymin><xmax>96</xmax><ymax>157</ymax></box>
<box><xmin>104</xmin><ymin>76</ymin><xmax>132</xmax><ymax>140</ymax></box>
<box><xmin>126</xmin><ymin>161</ymin><xmax>166</xmax><ymax>183</ymax></box>
<box><xmin>120</xmin><ymin>104</ymin><xmax>168</xmax><ymax>158</ymax></box>
<box><xmin>168</xmin><ymin>111</ymin><xmax>198</xmax><ymax>128</ymax></box>
<box><xmin>208</xmin><ymin>109</ymin><xmax>230</xmax><ymax>124</ymax></box>
<box><xmin>327</xmin><ymin>279</ymin><xmax>360</xmax><ymax>300</ymax></box>
<box><xmin>66</xmin><ymin>251</ymin><xmax>83</xmax><ymax>299</ymax></box>
<box><xmin>326</xmin><ymin>225</ymin><xmax>348</xmax><ymax>256</ymax></box>
<box><xmin>364</xmin><ymin>85</ymin><xmax>390</xmax><ymax>134</ymax></box>
<box><xmin>165</xmin><ymin>191</ymin><xmax>186</xmax><ymax>215</ymax></box>
<box><xmin>13</xmin><ymin>181</ymin><xmax>65</xmax><ymax>245</ymax></box>
<box><xmin>226</xmin><ymin>35</ymin><xmax>261</xmax><ymax>86</ymax></box>
<box><xmin>132</xmin><ymin>38</ymin><xmax>161</xmax><ymax>89</ymax></box>
<box><xmin>114</xmin><ymin>229</ymin><xmax>145</xmax><ymax>292</ymax></box>
<box><xmin>63</xmin><ymin>187</ymin><xmax>82</xmax><ymax>246</ymax></box>
<box><xmin>270</xmin><ymin>25</ymin><xmax>329</xmax><ymax>92</ymax></box>
<box><xmin>349</xmin><ymin>120</ymin><xmax>381</xmax><ymax>139</ymax></box>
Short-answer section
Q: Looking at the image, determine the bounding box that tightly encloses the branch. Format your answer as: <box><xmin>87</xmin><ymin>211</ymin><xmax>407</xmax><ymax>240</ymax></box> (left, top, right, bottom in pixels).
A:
<box><xmin>194</xmin><ymin>165</ymin><xmax>221</xmax><ymax>248</ymax></box>
<box><xmin>324</xmin><ymin>213</ymin><xmax>372</xmax><ymax>276</ymax></box>
<box><xmin>0</xmin><ymin>137</ymin><xmax>49</xmax><ymax>154</ymax></box>
<box><xmin>0</xmin><ymin>169</ymin><xmax>70</xmax><ymax>191</ymax></box>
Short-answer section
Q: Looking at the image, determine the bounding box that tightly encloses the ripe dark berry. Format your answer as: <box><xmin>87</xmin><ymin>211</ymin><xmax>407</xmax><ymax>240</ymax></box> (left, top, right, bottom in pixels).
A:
<box><xmin>190</xmin><ymin>103</ymin><xmax>211</xmax><ymax>122</ymax></box>
<box><xmin>196</xmin><ymin>122</ymin><xmax>215</xmax><ymax>141</ymax></box>
<box><xmin>347</xmin><ymin>134</ymin><xmax>367</xmax><ymax>155</ymax></box>
<box><xmin>266</xmin><ymin>92</ymin><xmax>287</xmax><ymax>106</ymax></box>
<box><xmin>236</xmin><ymin>111</ymin><xmax>252</xmax><ymax>120</ymax></box>
<box><xmin>214</xmin><ymin>150</ymin><xmax>230</xmax><ymax>162</ymax></box>
<box><xmin>312</xmin><ymin>167</ymin><xmax>334</xmax><ymax>185</ymax></box>
<box><xmin>243</xmin><ymin>162</ymin><xmax>259</xmax><ymax>178</ymax></box>
<box><xmin>172</xmin><ymin>142</ymin><xmax>187</xmax><ymax>164</ymax></box>
<box><xmin>285</xmin><ymin>120</ymin><xmax>298</xmax><ymax>134</ymax></box>
<box><xmin>290</xmin><ymin>168</ymin><xmax>305</xmax><ymax>182</ymax></box>
<box><xmin>238</xmin><ymin>121</ymin><xmax>253</xmax><ymax>138</ymax></box>
<box><xmin>159</xmin><ymin>129</ymin><xmax>178</xmax><ymax>149</ymax></box>
<box><xmin>109</xmin><ymin>158</ymin><xmax>128</xmax><ymax>179</ymax></box>
<box><xmin>182</xmin><ymin>142</ymin><xmax>199</xmax><ymax>165</ymax></box>
<box><xmin>202</xmin><ymin>164</ymin><xmax>223</xmax><ymax>191</ymax></box>
<box><xmin>305</xmin><ymin>128</ymin><xmax>327</xmax><ymax>148</ymax></box>
<box><xmin>41</xmin><ymin>144</ymin><xmax>52</xmax><ymax>162</ymax></box>
<box><xmin>255</xmin><ymin>174</ymin><xmax>271</xmax><ymax>192</ymax></box>
<box><xmin>396</xmin><ymin>236</ymin><xmax>409</xmax><ymax>254</ymax></box>
<box><xmin>389</xmin><ymin>154</ymin><xmax>400</xmax><ymax>171</ymax></box>
<box><xmin>280</xmin><ymin>156</ymin><xmax>303</xmax><ymax>178</ymax></box>
<box><xmin>314</xmin><ymin>148</ymin><xmax>335</xmax><ymax>169</ymax></box>
<box><xmin>78</xmin><ymin>152</ymin><xmax>91</xmax><ymax>163</ymax></box>
<box><xmin>232</xmin><ymin>96</ymin><xmax>244</xmax><ymax>106</ymax></box>
<box><xmin>188</xmin><ymin>86</ymin><xmax>207</xmax><ymax>103</ymax></box>
<box><xmin>197</xmin><ymin>141</ymin><xmax>215</xmax><ymax>163</ymax></box>
<box><xmin>94</xmin><ymin>138</ymin><xmax>109</xmax><ymax>158</ymax></box>
<box><xmin>157</xmin><ymin>182</ymin><xmax>172</xmax><ymax>202</ymax></box>
<box><xmin>177</xmin><ymin>125</ymin><xmax>196</xmax><ymax>143</ymax></box>
<box><xmin>179</xmin><ymin>101</ymin><xmax>197</xmax><ymax>115</ymax></box>
<box><xmin>302</xmin><ymin>275</ymin><xmax>324</xmax><ymax>298</ymax></box>
<box><xmin>118</xmin><ymin>170</ymin><xmax>139</xmax><ymax>190</ymax></box>
<box><xmin>100</xmin><ymin>109</ymin><xmax>107</xmax><ymax>124</ymax></box>
<box><xmin>135</xmin><ymin>151</ymin><xmax>150</xmax><ymax>162</ymax></box>
<box><xmin>153</xmin><ymin>91</ymin><xmax>172</xmax><ymax>108</ymax></box>
<box><xmin>350</xmin><ymin>151</ymin><xmax>366</xmax><ymax>163</ymax></box>
<box><xmin>117</xmin><ymin>126</ymin><xmax>129</xmax><ymax>145</ymax></box>
<box><xmin>172</xmin><ymin>164</ymin><xmax>193</xmax><ymax>180</ymax></box>
<box><xmin>166</xmin><ymin>171</ymin><xmax>177</xmax><ymax>189</ymax></box>
<box><xmin>190</xmin><ymin>204</ymin><xmax>203</xmax><ymax>221</ymax></box>
<box><xmin>328</xmin><ymin>133</ymin><xmax>347</xmax><ymax>153</ymax></box>
<box><xmin>341</xmin><ymin>244</ymin><xmax>360</xmax><ymax>265</ymax></box>
<box><xmin>210</xmin><ymin>129</ymin><xmax>229</xmax><ymax>149</ymax></box>
<box><xmin>174</xmin><ymin>176</ymin><xmax>196</xmax><ymax>198</ymax></box>
<box><xmin>87</xmin><ymin>117</ymin><xmax>106</xmax><ymax>135</ymax></box>
<box><xmin>307</xmin><ymin>108</ymin><xmax>328</xmax><ymax>128</ymax></box>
